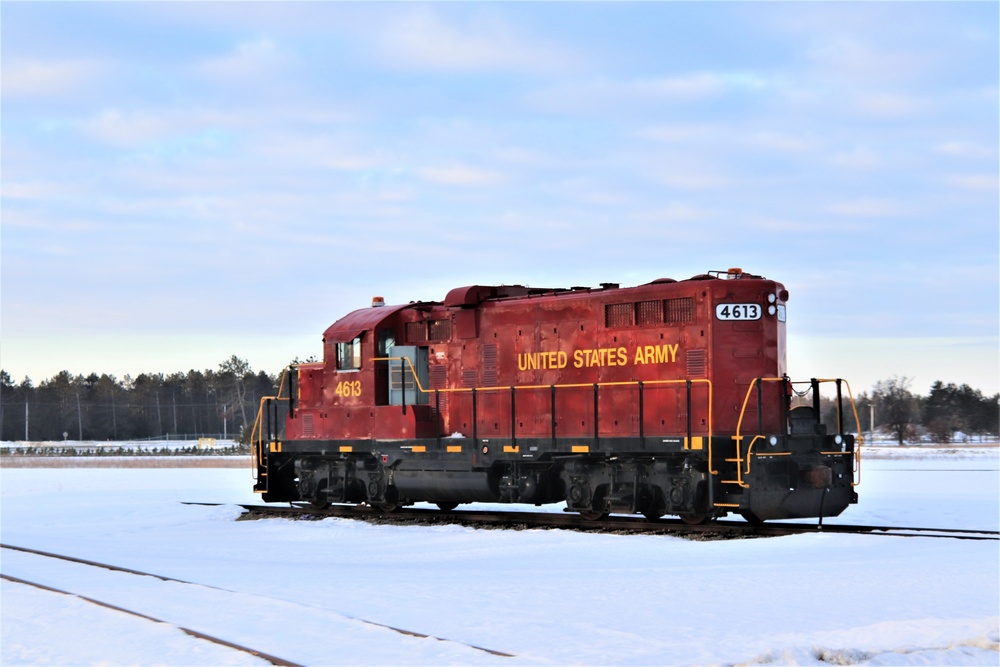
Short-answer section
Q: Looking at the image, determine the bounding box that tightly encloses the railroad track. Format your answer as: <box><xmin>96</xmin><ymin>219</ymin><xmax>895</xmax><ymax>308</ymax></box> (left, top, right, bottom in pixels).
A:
<box><xmin>223</xmin><ymin>502</ymin><xmax>1000</xmax><ymax>541</ymax></box>
<box><xmin>0</xmin><ymin>543</ymin><xmax>516</xmax><ymax>663</ymax></box>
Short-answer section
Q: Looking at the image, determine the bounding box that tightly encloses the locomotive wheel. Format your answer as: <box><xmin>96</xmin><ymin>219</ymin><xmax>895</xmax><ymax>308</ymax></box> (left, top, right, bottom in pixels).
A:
<box><xmin>310</xmin><ymin>500</ymin><xmax>332</xmax><ymax>510</ymax></box>
<box><xmin>681</xmin><ymin>513</ymin><xmax>708</xmax><ymax>525</ymax></box>
<box><xmin>436</xmin><ymin>502</ymin><xmax>459</xmax><ymax>512</ymax></box>
<box><xmin>578</xmin><ymin>511</ymin><xmax>609</xmax><ymax>521</ymax></box>
<box><xmin>373</xmin><ymin>486</ymin><xmax>401</xmax><ymax>512</ymax></box>
<box><xmin>642</xmin><ymin>511</ymin><xmax>664</xmax><ymax>522</ymax></box>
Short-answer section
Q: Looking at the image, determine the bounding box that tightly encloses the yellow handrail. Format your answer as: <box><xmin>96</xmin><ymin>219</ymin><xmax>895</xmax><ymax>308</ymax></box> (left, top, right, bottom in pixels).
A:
<box><xmin>251</xmin><ymin>367</ymin><xmax>294</xmax><ymax>479</ymax></box>
<box><xmin>733</xmin><ymin>377</ymin><xmax>864</xmax><ymax>488</ymax></box>
<box><xmin>372</xmin><ymin>355</ymin><xmax>714</xmax><ymax>464</ymax></box>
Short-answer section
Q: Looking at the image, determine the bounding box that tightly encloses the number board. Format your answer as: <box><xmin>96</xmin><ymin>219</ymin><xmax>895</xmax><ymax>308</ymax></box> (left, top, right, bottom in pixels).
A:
<box><xmin>715</xmin><ymin>303</ymin><xmax>761</xmax><ymax>321</ymax></box>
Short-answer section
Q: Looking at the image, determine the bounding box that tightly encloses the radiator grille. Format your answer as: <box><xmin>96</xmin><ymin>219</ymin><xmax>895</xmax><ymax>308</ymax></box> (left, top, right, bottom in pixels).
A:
<box><xmin>665</xmin><ymin>297</ymin><xmax>695</xmax><ymax>323</ymax></box>
<box><xmin>406</xmin><ymin>321</ymin><xmax>427</xmax><ymax>343</ymax></box>
<box><xmin>636</xmin><ymin>300</ymin><xmax>662</xmax><ymax>325</ymax></box>
<box><xmin>428</xmin><ymin>319</ymin><xmax>451</xmax><ymax>341</ymax></box>
<box><xmin>605</xmin><ymin>303</ymin><xmax>633</xmax><ymax>328</ymax></box>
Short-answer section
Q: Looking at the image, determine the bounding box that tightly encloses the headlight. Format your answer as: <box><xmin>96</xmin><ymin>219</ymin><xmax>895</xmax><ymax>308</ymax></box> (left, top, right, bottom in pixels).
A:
<box><xmin>768</xmin><ymin>293</ymin><xmax>777</xmax><ymax>303</ymax></box>
<box><xmin>768</xmin><ymin>435</ymin><xmax>778</xmax><ymax>446</ymax></box>
<box><xmin>834</xmin><ymin>435</ymin><xmax>843</xmax><ymax>445</ymax></box>
<box><xmin>768</xmin><ymin>305</ymin><xmax>776</xmax><ymax>315</ymax></box>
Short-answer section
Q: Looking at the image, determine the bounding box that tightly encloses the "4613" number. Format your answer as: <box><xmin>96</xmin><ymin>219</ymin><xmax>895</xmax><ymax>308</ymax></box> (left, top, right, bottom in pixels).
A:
<box><xmin>335</xmin><ymin>380</ymin><xmax>362</xmax><ymax>397</ymax></box>
<box><xmin>715</xmin><ymin>303</ymin><xmax>761</xmax><ymax>320</ymax></box>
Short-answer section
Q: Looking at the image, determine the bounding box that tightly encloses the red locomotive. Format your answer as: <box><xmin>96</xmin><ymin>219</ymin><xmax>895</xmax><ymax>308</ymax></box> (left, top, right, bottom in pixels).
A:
<box><xmin>253</xmin><ymin>268</ymin><xmax>861</xmax><ymax>523</ymax></box>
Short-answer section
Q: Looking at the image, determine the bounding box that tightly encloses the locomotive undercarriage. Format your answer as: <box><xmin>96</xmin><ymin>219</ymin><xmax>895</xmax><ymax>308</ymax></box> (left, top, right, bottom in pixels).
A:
<box><xmin>259</xmin><ymin>430</ymin><xmax>856</xmax><ymax>523</ymax></box>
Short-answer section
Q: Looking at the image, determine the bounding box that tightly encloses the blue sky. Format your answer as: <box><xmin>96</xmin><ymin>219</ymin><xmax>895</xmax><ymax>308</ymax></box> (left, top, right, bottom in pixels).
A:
<box><xmin>2</xmin><ymin>2</ymin><xmax>997</xmax><ymax>395</ymax></box>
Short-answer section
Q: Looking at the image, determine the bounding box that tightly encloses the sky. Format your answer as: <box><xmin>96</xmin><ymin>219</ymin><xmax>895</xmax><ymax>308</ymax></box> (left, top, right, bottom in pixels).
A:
<box><xmin>2</xmin><ymin>2</ymin><xmax>998</xmax><ymax>396</ymax></box>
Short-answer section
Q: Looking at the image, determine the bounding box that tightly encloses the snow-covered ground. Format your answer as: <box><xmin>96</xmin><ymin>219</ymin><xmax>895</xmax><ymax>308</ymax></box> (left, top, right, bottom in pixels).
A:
<box><xmin>2</xmin><ymin>447</ymin><xmax>997</xmax><ymax>666</ymax></box>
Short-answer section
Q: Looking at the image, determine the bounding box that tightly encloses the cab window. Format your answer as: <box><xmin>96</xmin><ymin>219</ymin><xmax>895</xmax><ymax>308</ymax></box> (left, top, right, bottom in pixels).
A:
<box><xmin>336</xmin><ymin>336</ymin><xmax>362</xmax><ymax>371</ymax></box>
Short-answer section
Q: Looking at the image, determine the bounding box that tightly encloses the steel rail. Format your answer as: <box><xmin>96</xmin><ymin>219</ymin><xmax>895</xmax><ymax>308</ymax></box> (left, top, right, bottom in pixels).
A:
<box><xmin>229</xmin><ymin>503</ymin><xmax>1000</xmax><ymax>541</ymax></box>
<box><xmin>0</xmin><ymin>572</ymin><xmax>304</xmax><ymax>667</ymax></box>
<box><xmin>0</xmin><ymin>543</ymin><xmax>516</xmax><ymax>659</ymax></box>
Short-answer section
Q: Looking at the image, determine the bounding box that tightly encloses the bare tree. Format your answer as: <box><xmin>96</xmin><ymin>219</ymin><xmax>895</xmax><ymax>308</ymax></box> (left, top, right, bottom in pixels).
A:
<box><xmin>873</xmin><ymin>376</ymin><xmax>917</xmax><ymax>445</ymax></box>
<box><xmin>218</xmin><ymin>355</ymin><xmax>252</xmax><ymax>428</ymax></box>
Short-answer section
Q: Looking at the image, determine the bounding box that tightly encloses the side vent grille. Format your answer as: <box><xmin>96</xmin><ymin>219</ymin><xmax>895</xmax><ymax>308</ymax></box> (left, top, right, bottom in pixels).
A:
<box><xmin>482</xmin><ymin>343</ymin><xmax>498</xmax><ymax>387</ymax></box>
<box><xmin>429</xmin><ymin>365</ymin><xmax>448</xmax><ymax>415</ymax></box>
<box><xmin>301</xmin><ymin>413</ymin><xmax>315</xmax><ymax>437</ymax></box>
<box><xmin>461</xmin><ymin>369</ymin><xmax>478</xmax><ymax>388</ymax></box>
<box><xmin>686</xmin><ymin>349</ymin><xmax>706</xmax><ymax>377</ymax></box>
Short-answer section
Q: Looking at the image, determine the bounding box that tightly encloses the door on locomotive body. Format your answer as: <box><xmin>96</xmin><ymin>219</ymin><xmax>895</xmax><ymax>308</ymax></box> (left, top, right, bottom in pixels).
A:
<box><xmin>389</xmin><ymin>346</ymin><xmax>429</xmax><ymax>406</ymax></box>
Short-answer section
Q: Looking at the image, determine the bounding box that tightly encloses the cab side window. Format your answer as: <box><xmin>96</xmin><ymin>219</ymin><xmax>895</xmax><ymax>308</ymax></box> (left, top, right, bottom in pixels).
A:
<box><xmin>336</xmin><ymin>336</ymin><xmax>362</xmax><ymax>371</ymax></box>
<box><xmin>378</xmin><ymin>329</ymin><xmax>395</xmax><ymax>356</ymax></box>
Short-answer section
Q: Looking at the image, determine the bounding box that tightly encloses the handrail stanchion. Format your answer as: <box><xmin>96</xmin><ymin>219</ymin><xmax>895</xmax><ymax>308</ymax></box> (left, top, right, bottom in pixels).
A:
<box><xmin>510</xmin><ymin>386</ymin><xmax>517</xmax><ymax>449</ymax></box>
<box><xmin>756</xmin><ymin>377</ymin><xmax>764</xmax><ymax>435</ymax></box>
<box><xmin>436</xmin><ymin>389</ymin><xmax>441</xmax><ymax>448</ymax></box>
<box><xmin>550</xmin><ymin>385</ymin><xmax>556</xmax><ymax>449</ymax></box>
<box><xmin>836</xmin><ymin>379</ymin><xmax>844</xmax><ymax>435</ymax></box>
<box><xmin>593</xmin><ymin>383</ymin><xmax>599</xmax><ymax>448</ymax></box>
<box><xmin>686</xmin><ymin>379</ymin><xmax>692</xmax><ymax>448</ymax></box>
<box><xmin>638</xmin><ymin>381</ymin><xmax>645</xmax><ymax>450</ymax></box>
<box><xmin>472</xmin><ymin>387</ymin><xmax>478</xmax><ymax>451</ymax></box>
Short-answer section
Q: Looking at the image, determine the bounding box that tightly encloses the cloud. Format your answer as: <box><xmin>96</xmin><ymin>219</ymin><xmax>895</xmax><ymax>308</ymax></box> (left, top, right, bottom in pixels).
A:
<box><xmin>935</xmin><ymin>142</ymin><xmax>996</xmax><ymax>160</ymax></box>
<box><xmin>374</xmin><ymin>9</ymin><xmax>577</xmax><ymax>74</ymax></box>
<box><xmin>946</xmin><ymin>174</ymin><xmax>998</xmax><ymax>192</ymax></box>
<box><xmin>631</xmin><ymin>203</ymin><xmax>712</xmax><ymax>223</ymax></box>
<box><xmin>417</xmin><ymin>165</ymin><xmax>506</xmax><ymax>187</ymax></box>
<box><xmin>635</xmin><ymin>124</ymin><xmax>719</xmax><ymax>143</ymax></box>
<box><xmin>2</xmin><ymin>58</ymin><xmax>104</xmax><ymax>97</ymax></box>
<box><xmin>830</xmin><ymin>146</ymin><xmax>883</xmax><ymax>170</ymax></box>
<box><xmin>196</xmin><ymin>37</ymin><xmax>290</xmax><ymax>82</ymax></box>
<box><xmin>529</xmin><ymin>71</ymin><xmax>770</xmax><ymax>115</ymax></box>
<box><xmin>83</xmin><ymin>109</ymin><xmax>174</xmax><ymax>147</ymax></box>
<box><xmin>853</xmin><ymin>91</ymin><xmax>927</xmax><ymax>118</ymax></box>
<box><xmin>828</xmin><ymin>198</ymin><xmax>915</xmax><ymax>218</ymax></box>
<box><xmin>745</xmin><ymin>131</ymin><xmax>816</xmax><ymax>153</ymax></box>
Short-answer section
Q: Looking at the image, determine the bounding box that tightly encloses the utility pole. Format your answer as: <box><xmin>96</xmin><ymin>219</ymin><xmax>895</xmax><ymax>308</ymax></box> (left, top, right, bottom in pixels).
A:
<box><xmin>25</xmin><ymin>399</ymin><xmax>29</xmax><ymax>441</ymax></box>
<box><xmin>870</xmin><ymin>403</ymin><xmax>875</xmax><ymax>442</ymax></box>
<box><xmin>110</xmin><ymin>388</ymin><xmax>118</xmax><ymax>439</ymax></box>
<box><xmin>76</xmin><ymin>392</ymin><xmax>83</xmax><ymax>441</ymax></box>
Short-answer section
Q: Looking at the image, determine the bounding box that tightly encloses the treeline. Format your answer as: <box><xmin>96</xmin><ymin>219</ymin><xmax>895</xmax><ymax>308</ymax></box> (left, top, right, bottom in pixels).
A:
<box><xmin>0</xmin><ymin>356</ymin><xmax>277</xmax><ymax>443</ymax></box>
<box><xmin>1</xmin><ymin>363</ymin><xmax>997</xmax><ymax>445</ymax></box>
<box><xmin>819</xmin><ymin>377</ymin><xmax>999</xmax><ymax>444</ymax></box>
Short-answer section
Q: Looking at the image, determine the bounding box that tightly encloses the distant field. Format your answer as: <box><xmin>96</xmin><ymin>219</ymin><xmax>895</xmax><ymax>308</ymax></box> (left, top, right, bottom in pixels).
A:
<box><xmin>0</xmin><ymin>457</ymin><xmax>249</xmax><ymax>468</ymax></box>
